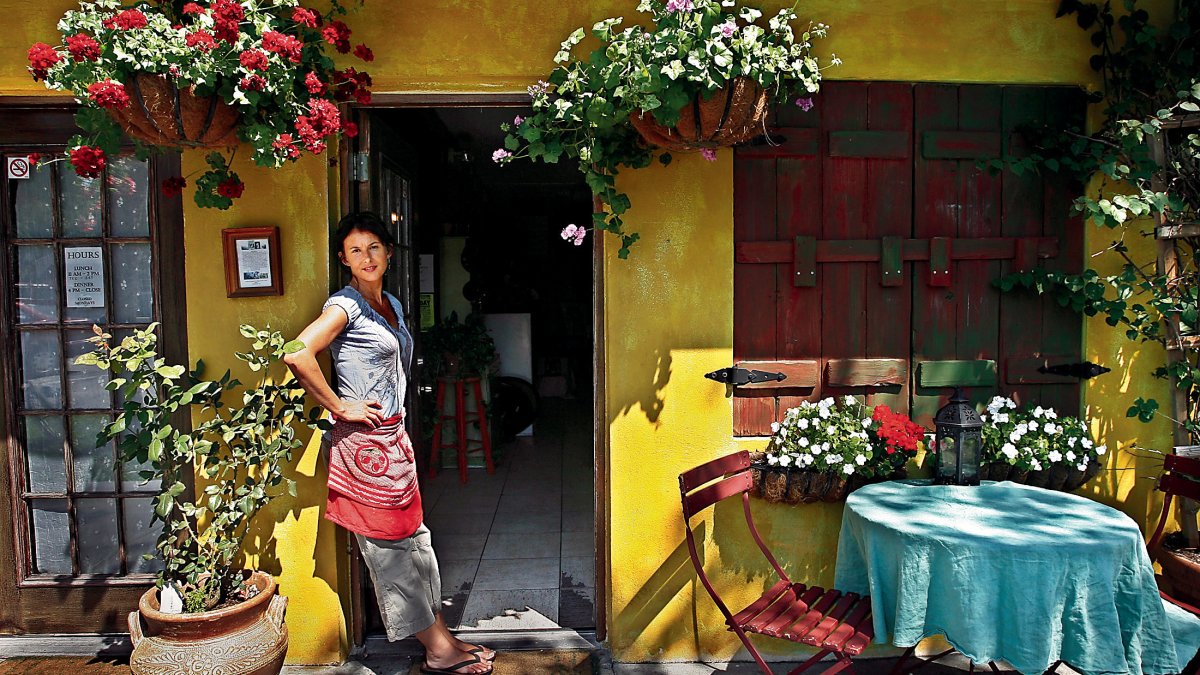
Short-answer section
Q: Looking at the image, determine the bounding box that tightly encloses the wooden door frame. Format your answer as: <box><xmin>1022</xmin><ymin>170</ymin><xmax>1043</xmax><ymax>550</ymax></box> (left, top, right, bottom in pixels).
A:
<box><xmin>0</xmin><ymin>98</ymin><xmax>187</xmax><ymax>632</ymax></box>
<box><xmin>338</xmin><ymin>94</ymin><xmax>608</xmax><ymax>644</ymax></box>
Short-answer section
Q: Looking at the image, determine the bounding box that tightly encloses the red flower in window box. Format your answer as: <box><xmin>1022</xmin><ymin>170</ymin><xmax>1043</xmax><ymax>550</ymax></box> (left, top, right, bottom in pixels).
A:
<box><xmin>65</xmin><ymin>34</ymin><xmax>100</xmax><ymax>62</ymax></box>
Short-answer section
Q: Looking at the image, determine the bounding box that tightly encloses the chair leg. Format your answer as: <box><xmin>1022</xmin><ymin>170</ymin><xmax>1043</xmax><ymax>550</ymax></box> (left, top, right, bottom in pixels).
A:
<box><xmin>729</xmin><ymin>625</ymin><xmax>777</xmax><ymax>675</ymax></box>
<box><xmin>472</xmin><ymin>378</ymin><xmax>495</xmax><ymax>474</ymax></box>
<box><xmin>429</xmin><ymin>380</ymin><xmax>446</xmax><ymax>478</ymax></box>
<box><xmin>888</xmin><ymin>646</ymin><xmax>917</xmax><ymax>675</ymax></box>
<box><xmin>455</xmin><ymin>379</ymin><xmax>468</xmax><ymax>484</ymax></box>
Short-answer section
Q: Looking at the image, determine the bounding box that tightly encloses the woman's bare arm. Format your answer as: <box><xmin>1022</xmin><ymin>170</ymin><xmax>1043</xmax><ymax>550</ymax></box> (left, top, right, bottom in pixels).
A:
<box><xmin>283</xmin><ymin>306</ymin><xmax>384</xmax><ymax>427</ymax></box>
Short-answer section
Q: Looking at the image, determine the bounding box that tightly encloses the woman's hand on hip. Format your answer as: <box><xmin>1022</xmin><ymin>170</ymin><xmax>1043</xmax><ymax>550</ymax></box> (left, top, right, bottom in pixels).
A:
<box><xmin>336</xmin><ymin>399</ymin><xmax>384</xmax><ymax>427</ymax></box>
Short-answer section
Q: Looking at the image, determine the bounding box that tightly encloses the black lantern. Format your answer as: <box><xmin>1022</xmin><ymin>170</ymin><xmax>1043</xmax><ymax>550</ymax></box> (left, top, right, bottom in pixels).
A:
<box><xmin>933</xmin><ymin>388</ymin><xmax>983</xmax><ymax>486</ymax></box>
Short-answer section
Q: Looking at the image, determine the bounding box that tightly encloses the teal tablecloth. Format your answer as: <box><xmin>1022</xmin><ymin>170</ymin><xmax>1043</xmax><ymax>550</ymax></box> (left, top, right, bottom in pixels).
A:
<box><xmin>834</xmin><ymin>480</ymin><xmax>1200</xmax><ymax>675</ymax></box>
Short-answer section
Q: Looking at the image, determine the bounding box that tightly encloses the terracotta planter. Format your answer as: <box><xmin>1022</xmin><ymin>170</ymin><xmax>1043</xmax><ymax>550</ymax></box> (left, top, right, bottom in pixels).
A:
<box><xmin>109</xmin><ymin>74</ymin><xmax>240</xmax><ymax>149</ymax></box>
<box><xmin>1158</xmin><ymin>539</ymin><xmax>1200</xmax><ymax>607</ymax></box>
<box><xmin>628</xmin><ymin>77</ymin><xmax>769</xmax><ymax>152</ymax></box>
<box><xmin>979</xmin><ymin>459</ymin><xmax>1102</xmax><ymax>492</ymax></box>
<box><xmin>128</xmin><ymin>571</ymin><xmax>288</xmax><ymax>675</ymax></box>
<box><xmin>748</xmin><ymin>452</ymin><xmax>902</xmax><ymax>504</ymax></box>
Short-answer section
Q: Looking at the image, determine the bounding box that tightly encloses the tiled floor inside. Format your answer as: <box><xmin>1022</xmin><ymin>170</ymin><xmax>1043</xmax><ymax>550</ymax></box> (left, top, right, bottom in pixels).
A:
<box><xmin>416</xmin><ymin>396</ymin><xmax>596</xmax><ymax>631</ymax></box>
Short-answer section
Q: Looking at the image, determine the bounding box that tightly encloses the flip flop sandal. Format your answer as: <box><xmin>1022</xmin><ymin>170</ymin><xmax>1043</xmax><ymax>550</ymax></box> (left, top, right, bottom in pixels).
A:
<box><xmin>420</xmin><ymin>655</ymin><xmax>493</xmax><ymax>675</ymax></box>
<box><xmin>468</xmin><ymin>646</ymin><xmax>496</xmax><ymax>661</ymax></box>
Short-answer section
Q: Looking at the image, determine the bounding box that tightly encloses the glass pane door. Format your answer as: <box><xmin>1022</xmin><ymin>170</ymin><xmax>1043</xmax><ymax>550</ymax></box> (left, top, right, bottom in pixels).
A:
<box><xmin>8</xmin><ymin>154</ymin><xmax>161</xmax><ymax>580</ymax></box>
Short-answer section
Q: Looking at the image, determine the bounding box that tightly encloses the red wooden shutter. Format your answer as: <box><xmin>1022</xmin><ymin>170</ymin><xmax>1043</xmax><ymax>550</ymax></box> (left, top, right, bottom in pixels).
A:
<box><xmin>732</xmin><ymin>82</ymin><xmax>1084</xmax><ymax>436</ymax></box>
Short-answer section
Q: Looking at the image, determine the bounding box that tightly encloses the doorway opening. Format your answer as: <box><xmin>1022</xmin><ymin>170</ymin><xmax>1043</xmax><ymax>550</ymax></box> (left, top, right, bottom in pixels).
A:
<box><xmin>352</xmin><ymin>105</ymin><xmax>598</xmax><ymax>640</ymax></box>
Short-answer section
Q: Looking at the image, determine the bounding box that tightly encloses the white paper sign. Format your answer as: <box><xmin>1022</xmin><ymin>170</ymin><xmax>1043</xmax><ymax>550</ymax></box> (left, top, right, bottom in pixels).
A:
<box><xmin>7</xmin><ymin>156</ymin><xmax>31</xmax><ymax>180</ymax></box>
<box><xmin>236</xmin><ymin>238</ymin><xmax>272</xmax><ymax>288</ymax></box>
<box><xmin>65</xmin><ymin>247</ymin><xmax>105</xmax><ymax>308</ymax></box>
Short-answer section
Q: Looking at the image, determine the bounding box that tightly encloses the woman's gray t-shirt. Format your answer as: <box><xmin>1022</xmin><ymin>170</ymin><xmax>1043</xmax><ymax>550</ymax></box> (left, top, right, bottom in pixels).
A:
<box><xmin>322</xmin><ymin>286</ymin><xmax>413</xmax><ymax>419</ymax></box>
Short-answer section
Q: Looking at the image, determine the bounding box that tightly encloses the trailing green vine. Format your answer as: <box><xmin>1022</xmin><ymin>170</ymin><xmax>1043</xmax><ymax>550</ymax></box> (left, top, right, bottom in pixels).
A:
<box><xmin>994</xmin><ymin>0</ymin><xmax>1200</xmax><ymax>445</ymax></box>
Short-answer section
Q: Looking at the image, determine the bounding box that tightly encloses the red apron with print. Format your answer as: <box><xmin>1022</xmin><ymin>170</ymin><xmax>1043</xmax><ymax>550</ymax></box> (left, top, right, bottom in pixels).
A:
<box><xmin>325</xmin><ymin>415</ymin><xmax>423</xmax><ymax>540</ymax></box>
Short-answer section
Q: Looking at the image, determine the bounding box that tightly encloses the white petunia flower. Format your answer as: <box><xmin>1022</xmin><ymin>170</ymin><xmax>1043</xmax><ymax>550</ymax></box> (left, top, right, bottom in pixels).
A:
<box><xmin>1002</xmin><ymin>443</ymin><xmax>1018</xmax><ymax>459</ymax></box>
<box><xmin>812</xmin><ymin>444</ymin><xmax>823</xmax><ymax>455</ymax></box>
<box><xmin>800</xmin><ymin>454</ymin><xmax>813</xmax><ymax>465</ymax></box>
<box><xmin>819</xmin><ymin>397</ymin><xmax>834</xmax><ymax>407</ymax></box>
<box><xmin>827</xmin><ymin>425</ymin><xmax>837</xmax><ymax>435</ymax></box>
<box><xmin>1081</xmin><ymin>438</ymin><xmax>1093</xmax><ymax>449</ymax></box>
<box><xmin>822</xmin><ymin>442</ymin><xmax>831</xmax><ymax>451</ymax></box>
<box><xmin>799</xmin><ymin>437</ymin><xmax>810</xmax><ymax>448</ymax></box>
<box><xmin>1077</xmin><ymin>463</ymin><xmax>1089</xmax><ymax>471</ymax></box>
<box><xmin>779</xmin><ymin>455</ymin><xmax>793</xmax><ymax>467</ymax></box>
<box><xmin>1033</xmin><ymin>406</ymin><xmax>1044</xmax><ymax>418</ymax></box>
<box><xmin>843</xmin><ymin>464</ymin><xmax>855</xmax><ymax>475</ymax></box>
<box><xmin>844</xmin><ymin>395</ymin><xmax>857</xmax><ymax>406</ymax></box>
<box><xmin>1009</xmin><ymin>431</ymin><xmax>1022</xmax><ymax>444</ymax></box>
<box><xmin>819</xmin><ymin>407</ymin><xmax>831</xmax><ymax>419</ymax></box>
<box><xmin>862</xmin><ymin>419</ymin><xmax>872</xmax><ymax>428</ymax></box>
<box><xmin>1007</xmin><ymin>399</ymin><xmax>1016</xmax><ymax>409</ymax></box>
<box><xmin>1032</xmin><ymin>460</ymin><xmax>1043</xmax><ymax>471</ymax></box>
<box><xmin>855</xmin><ymin>454</ymin><xmax>867</xmax><ymax>466</ymax></box>
<box><xmin>1048</xmin><ymin>450</ymin><xmax>1063</xmax><ymax>463</ymax></box>
<box><xmin>1067</xmin><ymin>436</ymin><xmax>1077</xmax><ymax>448</ymax></box>
<box><xmin>1096</xmin><ymin>445</ymin><xmax>1107</xmax><ymax>456</ymax></box>
<box><xmin>1044</xmin><ymin>409</ymin><xmax>1057</xmax><ymax>419</ymax></box>
<box><xmin>770</xmin><ymin>422</ymin><xmax>781</xmax><ymax>433</ymax></box>
<box><xmin>995</xmin><ymin>413</ymin><xmax>1010</xmax><ymax>424</ymax></box>
<box><xmin>798</xmin><ymin>418</ymin><xmax>810</xmax><ymax>430</ymax></box>
<box><xmin>1027</xmin><ymin>421</ymin><xmax>1040</xmax><ymax>432</ymax></box>
<box><xmin>1065</xmin><ymin>451</ymin><xmax>1076</xmax><ymax>462</ymax></box>
<box><xmin>767</xmin><ymin>455</ymin><xmax>779</xmax><ymax>465</ymax></box>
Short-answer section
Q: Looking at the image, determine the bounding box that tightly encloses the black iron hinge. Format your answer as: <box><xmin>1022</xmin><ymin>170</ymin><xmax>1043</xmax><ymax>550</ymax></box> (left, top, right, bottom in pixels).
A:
<box><xmin>704</xmin><ymin>366</ymin><xmax>787</xmax><ymax>387</ymax></box>
<box><xmin>1037</xmin><ymin>361</ymin><xmax>1111</xmax><ymax>379</ymax></box>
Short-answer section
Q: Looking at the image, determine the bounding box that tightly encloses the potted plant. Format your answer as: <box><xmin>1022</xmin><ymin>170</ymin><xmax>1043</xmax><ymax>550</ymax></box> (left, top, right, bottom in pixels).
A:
<box><xmin>977</xmin><ymin>396</ymin><xmax>1107</xmax><ymax>492</ymax></box>
<box><xmin>493</xmin><ymin>0</ymin><xmax>838</xmax><ymax>258</ymax></box>
<box><xmin>749</xmin><ymin>396</ymin><xmax>922</xmax><ymax>504</ymax></box>
<box><xmin>28</xmin><ymin>0</ymin><xmax>372</xmax><ymax>208</ymax></box>
<box><xmin>75</xmin><ymin>323</ymin><xmax>328</xmax><ymax>675</ymax></box>
<box><xmin>420</xmin><ymin>312</ymin><xmax>499</xmax><ymax>379</ymax></box>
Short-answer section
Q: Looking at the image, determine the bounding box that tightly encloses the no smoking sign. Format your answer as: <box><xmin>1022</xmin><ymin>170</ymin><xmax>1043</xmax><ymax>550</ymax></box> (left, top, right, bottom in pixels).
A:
<box><xmin>6</xmin><ymin>156</ymin><xmax>32</xmax><ymax>180</ymax></box>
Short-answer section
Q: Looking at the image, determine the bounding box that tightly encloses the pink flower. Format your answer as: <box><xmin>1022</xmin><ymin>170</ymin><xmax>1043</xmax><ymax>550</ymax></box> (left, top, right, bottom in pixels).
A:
<box><xmin>665</xmin><ymin>0</ymin><xmax>694</xmax><ymax>12</ymax></box>
<box><xmin>561</xmin><ymin>224</ymin><xmax>586</xmax><ymax>246</ymax></box>
<box><xmin>492</xmin><ymin>148</ymin><xmax>512</xmax><ymax>163</ymax></box>
<box><xmin>513</xmin><ymin>115</ymin><xmax>524</xmax><ymax>126</ymax></box>
<box><xmin>795</xmin><ymin>97</ymin><xmax>814</xmax><ymax>112</ymax></box>
<box><xmin>720</xmin><ymin>21</ymin><xmax>736</xmax><ymax>38</ymax></box>
<box><xmin>701</xmin><ymin>148</ymin><xmax>717</xmax><ymax>162</ymax></box>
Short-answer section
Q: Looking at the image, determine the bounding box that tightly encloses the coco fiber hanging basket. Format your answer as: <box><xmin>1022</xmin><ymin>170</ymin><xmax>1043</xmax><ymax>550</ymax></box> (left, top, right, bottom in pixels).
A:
<box><xmin>628</xmin><ymin>77</ymin><xmax>769</xmax><ymax>152</ymax></box>
<box><xmin>110</xmin><ymin>74</ymin><xmax>240</xmax><ymax>149</ymax></box>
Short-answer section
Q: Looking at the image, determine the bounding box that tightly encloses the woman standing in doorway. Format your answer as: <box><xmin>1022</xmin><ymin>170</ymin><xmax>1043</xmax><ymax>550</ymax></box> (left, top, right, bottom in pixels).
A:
<box><xmin>284</xmin><ymin>212</ymin><xmax>495</xmax><ymax>675</ymax></box>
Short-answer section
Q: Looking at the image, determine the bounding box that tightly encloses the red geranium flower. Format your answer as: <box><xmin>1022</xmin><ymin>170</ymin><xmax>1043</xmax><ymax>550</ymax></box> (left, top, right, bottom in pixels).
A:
<box><xmin>304</xmin><ymin>72</ymin><xmax>326</xmax><ymax>95</ymax></box>
<box><xmin>185</xmin><ymin>29</ymin><xmax>216</xmax><ymax>52</ymax></box>
<box><xmin>216</xmin><ymin>176</ymin><xmax>245</xmax><ymax>199</ymax></box>
<box><xmin>341</xmin><ymin>121</ymin><xmax>359</xmax><ymax>138</ymax></box>
<box><xmin>273</xmin><ymin>133</ymin><xmax>300</xmax><ymax>160</ymax></box>
<box><xmin>212</xmin><ymin>0</ymin><xmax>244</xmax><ymax>43</ymax></box>
<box><xmin>239</xmin><ymin>49</ymin><xmax>269</xmax><ymax>72</ymax></box>
<box><xmin>182</xmin><ymin>3</ymin><xmax>205</xmax><ymax>15</ymax></box>
<box><xmin>161</xmin><ymin>176</ymin><xmax>187</xmax><ymax>197</ymax></box>
<box><xmin>27</xmin><ymin>153</ymin><xmax>41</xmax><ymax>166</ymax></box>
<box><xmin>353</xmin><ymin>44</ymin><xmax>374</xmax><ymax>62</ymax></box>
<box><xmin>321</xmin><ymin>20</ymin><xmax>351</xmax><ymax>54</ymax></box>
<box><xmin>87</xmin><ymin>80</ymin><xmax>130</xmax><ymax>109</ymax></box>
<box><xmin>27</xmin><ymin>42</ymin><xmax>60</xmax><ymax>81</ymax></box>
<box><xmin>354</xmin><ymin>88</ymin><xmax>372</xmax><ymax>105</ymax></box>
<box><xmin>292</xmin><ymin>7</ymin><xmax>319</xmax><ymax>28</ymax></box>
<box><xmin>70</xmin><ymin>145</ymin><xmax>106</xmax><ymax>178</ymax></box>
<box><xmin>108</xmin><ymin>9</ymin><xmax>148</xmax><ymax>30</ymax></box>
<box><xmin>65</xmin><ymin>34</ymin><xmax>100</xmax><ymax>62</ymax></box>
<box><xmin>239</xmin><ymin>74</ymin><xmax>266</xmax><ymax>91</ymax></box>
<box><xmin>262</xmin><ymin>30</ymin><xmax>303</xmax><ymax>63</ymax></box>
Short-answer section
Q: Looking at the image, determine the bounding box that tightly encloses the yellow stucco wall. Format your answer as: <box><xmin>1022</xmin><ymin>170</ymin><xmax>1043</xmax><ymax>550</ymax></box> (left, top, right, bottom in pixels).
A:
<box><xmin>0</xmin><ymin>0</ymin><xmax>1180</xmax><ymax>666</ymax></box>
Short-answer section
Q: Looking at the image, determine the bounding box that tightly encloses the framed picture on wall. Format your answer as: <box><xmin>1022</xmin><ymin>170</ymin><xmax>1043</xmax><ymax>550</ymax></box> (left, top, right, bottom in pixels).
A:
<box><xmin>222</xmin><ymin>226</ymin><xmax>283</xmax><ymax>298</ymax></box>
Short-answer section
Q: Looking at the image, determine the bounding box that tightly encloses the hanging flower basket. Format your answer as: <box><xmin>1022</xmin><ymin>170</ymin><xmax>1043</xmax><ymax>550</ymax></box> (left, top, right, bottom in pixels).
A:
<box><xmin>978</xmin><ymin>460</ymin><xmax>1102</xmax><ymax>492</ymax></box>
<box><xmin>748</xmin><ymin>452</ymin><xmax>905</xmax><ymax>504</ymax></box>
<box><xmin>110</xmin><ymin>74</ymin><xmax>240</xmax><ymax>149</ymax></box>
<box><xmin>628</xmin><ymin>77</ymin><xmax>769</xmax><ymax>152</ymax></box>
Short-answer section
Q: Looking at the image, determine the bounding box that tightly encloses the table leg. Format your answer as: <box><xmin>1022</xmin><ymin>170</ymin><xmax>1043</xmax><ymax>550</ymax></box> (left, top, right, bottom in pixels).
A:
<box><xmin>889</xmin><ymin>647</ymin><xmax>957</xmax><ymax>675</ymax></box>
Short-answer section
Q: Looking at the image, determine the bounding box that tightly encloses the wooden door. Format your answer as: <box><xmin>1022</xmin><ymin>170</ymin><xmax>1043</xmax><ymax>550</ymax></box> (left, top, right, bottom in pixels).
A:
<box><xmin>0</xmin><ymin>106</ymin><xmax>186</xmax><ymax>632</ymax></box>
<box><xmin>733</xmin><ymin>83</ymin><xmax>1084</xmax><ymax>435</ymax></box>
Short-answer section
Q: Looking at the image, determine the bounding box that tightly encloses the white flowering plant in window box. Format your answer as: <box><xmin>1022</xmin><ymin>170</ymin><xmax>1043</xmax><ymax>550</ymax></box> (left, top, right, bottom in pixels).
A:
<box><xmin>750</xmin><ymin>396</ymin><xmax>922</xmax><ymax>503</ymax></box>
<box><xmin>979</xmin><ymin>395</ymin><xmax>1107</xmax><ymax>491</ymax></box>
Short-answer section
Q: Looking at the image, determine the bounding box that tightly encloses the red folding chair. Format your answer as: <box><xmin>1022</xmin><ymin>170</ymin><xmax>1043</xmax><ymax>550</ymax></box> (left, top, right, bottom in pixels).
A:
<box><xmin>679</xmin><ymin>451</ymin><xmax>874</xmax><ymax>675</ymax></box>
<box><xmin>1147</xmin><ymin>453</ymin><xmax>1200</xmax><ymax>675</ymax></box>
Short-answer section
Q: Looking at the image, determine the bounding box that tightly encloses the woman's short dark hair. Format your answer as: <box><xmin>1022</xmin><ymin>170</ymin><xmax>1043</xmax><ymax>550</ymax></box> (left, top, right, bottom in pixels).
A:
<box><xmin>333</xmin><ymin>211</ymin><xmax>395</xmax><ymax>255</ymax></box>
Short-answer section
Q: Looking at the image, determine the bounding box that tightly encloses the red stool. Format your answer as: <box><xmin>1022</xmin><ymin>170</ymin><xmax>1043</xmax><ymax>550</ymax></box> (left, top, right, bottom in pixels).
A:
<box><xmin>429</xmin><ymin>376</ymin><xmax>494</xmax><ymax>483</ymax></box>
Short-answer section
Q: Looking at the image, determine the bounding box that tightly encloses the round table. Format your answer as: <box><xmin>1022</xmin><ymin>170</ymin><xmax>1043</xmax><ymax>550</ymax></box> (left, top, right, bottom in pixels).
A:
<box><xmin>833</xmin><ymin>479</ymin><xmax>1187</xmax><ymax>675</ymax></box>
